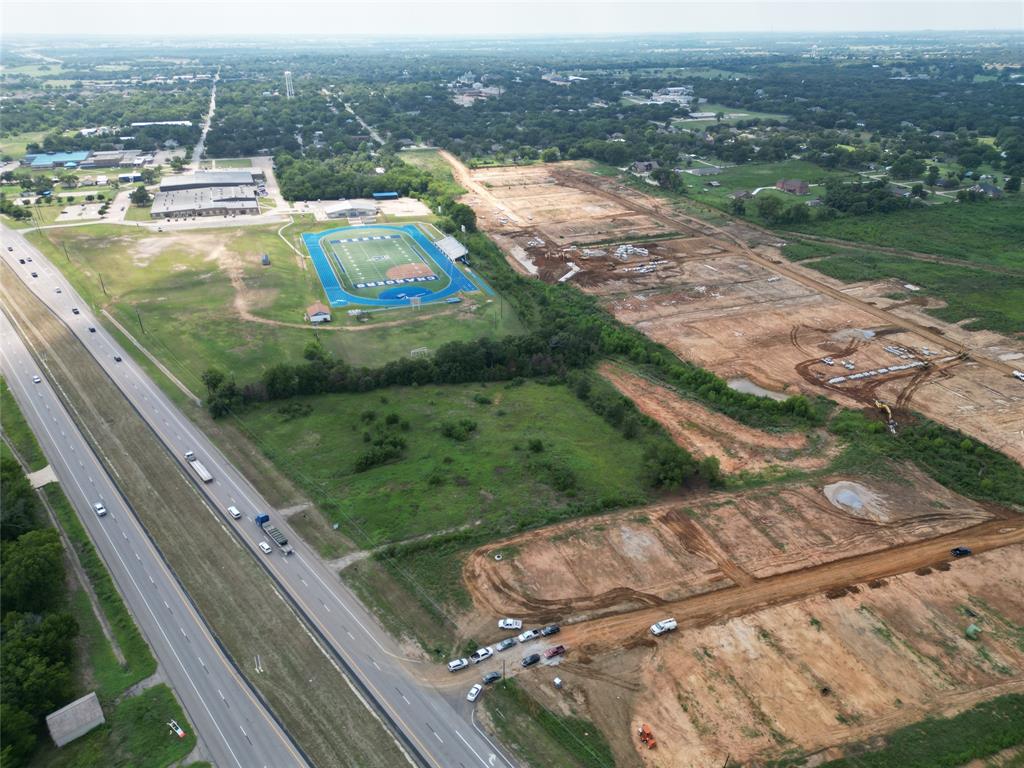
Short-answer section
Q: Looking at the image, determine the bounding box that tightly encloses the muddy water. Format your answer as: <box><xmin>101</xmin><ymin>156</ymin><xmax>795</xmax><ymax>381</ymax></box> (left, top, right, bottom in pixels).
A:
<box><xmin>727</xmin><ymin>376</ymin><xmax>788</xmax><ymax>401</ymax></box>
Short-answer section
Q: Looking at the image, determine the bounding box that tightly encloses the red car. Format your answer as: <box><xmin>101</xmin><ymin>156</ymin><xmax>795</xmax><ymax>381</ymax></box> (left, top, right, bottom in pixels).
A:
<box><xmin>543</xmin><ymin>644</ymin><xmax>566</xmax><ymax>659</ymax></box>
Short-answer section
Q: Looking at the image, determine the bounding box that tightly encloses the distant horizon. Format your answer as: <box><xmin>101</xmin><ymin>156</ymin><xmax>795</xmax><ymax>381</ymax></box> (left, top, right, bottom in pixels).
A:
<box><xmin>2</xmin><ymin>1</ymin><xmax>1021</xmax><ymax>38</ymax></box>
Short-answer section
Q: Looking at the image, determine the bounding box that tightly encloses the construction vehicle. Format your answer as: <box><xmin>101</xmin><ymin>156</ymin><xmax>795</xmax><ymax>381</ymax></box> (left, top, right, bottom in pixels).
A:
<box><xmin>638</xmin><ymin>723</ymin><xmax>657</xmax><ymax>749</ymax></box>
<box><xmin>184</xmin><ymin>451</ymin><xmax>213</xmax><ymax>483</ymax></box>
<box><xmin>873</xmin><ymin>399</ymin><xmax>898</xmax><ymax>435</ymax></box>
<box><xmin>254</xmin><ymin>513</ymin><xmax>294</xmax><ymax>555</ymax></box>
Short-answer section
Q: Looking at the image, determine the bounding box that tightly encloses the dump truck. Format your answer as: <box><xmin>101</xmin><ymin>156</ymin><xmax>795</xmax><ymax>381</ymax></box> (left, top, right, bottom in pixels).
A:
<box><xmin>255</xmin><ymin>512</ymin><xmax>293</xmax><ymax>555</ymax></box>
<box><xmin>638</xmin><ymin>724</ymin><xmax>657</xmax><ymax>749</ymax></box>
<box><xmin>184</xmin><ymin>451</ymin><xmax>213</xmax><ymax>483</ymax></box>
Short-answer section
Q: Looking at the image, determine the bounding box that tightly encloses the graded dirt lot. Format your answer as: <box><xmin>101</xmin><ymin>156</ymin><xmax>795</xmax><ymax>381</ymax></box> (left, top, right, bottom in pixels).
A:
<box><xmin>464</xmin><ymin>467</ymin><xmax>999</xmax><ymax>628</ymax></box>
<box><xmin>444</xmin><ymin>156</ymin><xmax>1024</xmax><ymax>464</ymax></box>
<box><xmin>519</xmin><ymin>545</ymin><xmax>1024</xmax><ymax>768</ymax></box>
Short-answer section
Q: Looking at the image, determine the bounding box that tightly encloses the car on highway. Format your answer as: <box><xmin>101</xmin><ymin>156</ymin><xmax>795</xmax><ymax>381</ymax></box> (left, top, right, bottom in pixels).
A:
<box><xmin>482</xmin><ymin>671</ymin><xmax>502</xmax><ymax>685</ymax></box>
<box><xmin>466</xmin><ymin>684</ymin><xmax>483</xmax><ymax>703</ymax></box>
<box><xmin>495</xmin><ymin>637</ymin><xmax>517</xmax><ymax>652</ymax></box>
<box><xmin>55</xmin><ymin>287</ymin><xmax>62</xmax><ymax>293</ymax></box>
<box><xmin>31</xmin><ymin>272</ymin><xmax>38</xmax><ymax>278</ymax></box>
<box><xmin>498</xmin><ymin>618</ymin><xmax>523</xmax><ymax>631</ymax></box>
<box><xmin>521</xmin><ymin>653</ymin><xmax>541</xmax><ymax>668</ymax></box>
<box><xmin>88</xmin><ymin>326</ymin><xmax>96</xmax><ymax>333</ymax></box>
<box><xmin>447</xmin><ymin>658</ymin><xmax>469</xmax><ymax>672</ymax></box>
<box><xmin>25</xmin><ymin>257</ymin><xmax>32</xmax><ymax>262</ymax></box>
<box><xmin>951</xmin><ymin>546</ymin><xmax>972</xmax><ymax>558</ymax></box>
<box><xmin>32</xmin><ymin>375</ymin><xmax>41</xmax><ymax>384</ymax></box>
<box><xmin>72</xmin><ymin>307</ymin><xmax>80</xmax><ymax>315</ymax></box>
<box><xmin>18</xmin><ymin>258</ymin><xmax>25</xmax><ymax>264</ymax></box>
<box><xmin>651</xmin><ymin>618</ymin><xmax>678</xmax><ymax>636</ymax></box>
<box><xmin>543</xmin><ymin>644</ymin><xmax>566</xmax><ymax>659</ymax></box>
<box><xmin>227</xmin><ymin>505</ymin><xmax>242</xmax><ymax>520</ymax></box>
<box><xmin>6</xmin><ymin>246</ymin><xmax>12</xmax><ymax>252</ymax></box>
<box><xmin>517</xmin><ymin>628</ymin><xmax>540</xmax><ymax>643</ymax></box>
<box><xmin>113</xmin><ymin>355</ymin><xmax>123</xmax><ymax>362</ymax></box>
<box><xmin>540</xmin><ymin>624</ymin><xmax>561</xmax><ymax>637</ymax></box>
<box><xmin>470</xmin><ymin>646</ymin><xmax>493</xmax><ymax>664</ymax></box>
<box><xmin>258</xmin><ymin>541</ymin><xmax>273</xmax><ymax>555</ymax></box>
<box><xmin>92</xmin><ymin>502</ymin><xmax>107</xmax><ymax>517</ymax></box>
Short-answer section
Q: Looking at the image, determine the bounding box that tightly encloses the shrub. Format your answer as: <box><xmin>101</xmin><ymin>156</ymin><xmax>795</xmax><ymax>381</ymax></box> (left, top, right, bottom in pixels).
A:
<box><xmin>441</xmin><ymin>418</ymin><xmax>478</xmax><ymax>441</ymax></box>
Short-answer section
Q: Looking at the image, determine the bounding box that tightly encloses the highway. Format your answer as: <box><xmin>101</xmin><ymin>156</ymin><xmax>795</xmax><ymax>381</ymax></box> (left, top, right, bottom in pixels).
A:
<box><xmin>1</xmin><ymin>223</ymin><xmax>517</xmax><ymax>768</ymax></box>
<box><xmin>0</xmin><ymin>313</ymin><xmax>305</xmax><ymax>768</ymax></box>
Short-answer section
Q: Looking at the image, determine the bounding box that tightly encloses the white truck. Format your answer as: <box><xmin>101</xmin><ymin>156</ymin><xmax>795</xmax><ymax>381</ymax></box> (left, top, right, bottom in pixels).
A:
<box><xmin>650</xmin><ymin>618</ymin><xmax>678</xmax><ymax>636</ymax></box>
<box><xmin>184</xmin><ymin>451</ymin><xmax>213</xmax><ymax>483</ymax></box>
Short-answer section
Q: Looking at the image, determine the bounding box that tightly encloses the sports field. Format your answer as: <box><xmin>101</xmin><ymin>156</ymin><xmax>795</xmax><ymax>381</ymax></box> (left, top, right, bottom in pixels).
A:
<box><xmin>304</xmin><ymin>224</ymin><xmax>480</xmax><ymax>307</ymax></box>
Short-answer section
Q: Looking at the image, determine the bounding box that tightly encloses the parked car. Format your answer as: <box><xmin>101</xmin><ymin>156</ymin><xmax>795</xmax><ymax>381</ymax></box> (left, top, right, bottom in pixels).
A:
<box><xmin>650</xmin><ymin>618</ymin><xmax>678</xmax><ymax>636</ymax></box>
<box><xmin>482</xmin><ymin>671</ymin><xmax>502</xmax><ymax>685</ymax></box>
<box><xmin>258</xmin><ymin>542</ymin><xmax>272</xmax><ymax>554</ymax></box>
<box><xmin>521</xmin><ymin>653</ymin><xmax>541</xmax><ymax>668</ymax></box>
<box><xmin>25</xmin><ymin>257</ymin><xmax>32</xmax><ymax>262</ymax></box>
<box><xmin>517</xmin><ymin>629</ymin><xmax>540</xmax><ymax>643</ymax></box>
<box><xmin>494</xmin><ymin>637</ymin><xmax>517</xmax><ymax>652</ymax></box>
<box><xmin>447</xmin><ymin>658</ymin><xmax>469</xmax><ymax>673</ymax></box>
<box><xmin>466</xmin><ymin>684</ymin><xmax>483</xmax><ymax>703</ymax></box>
<box><xmin>470</xmin><ymin>646</ymin><xmax>493</xmax><ymax>664</ymax></box>
<box><xmin>31</xmin><ymin>272</ymin><xmax>38</xmax><ymax>278</ymax></box>
<box><xmin>951</xmin><ymin>546</ymin><xmax>972</xmax><ymax>558</ymax></box>
<box><xmin>540</xmin><ymin>624</ymin><xmax>561</xmax><ymax>637</ymax></box>
<box><xmin>55</xmin><ymin>287</ymin><xmax>62</xmax><ymax>293</ymax></box>
<box><xmin>543</xmin><ymin>645</ymin><xmax>566</xmax><ymax>659</ymax></box>
<box><xmin>498</xmin><ymin>618</ymin><xmax>523</xmax><ymax>631</ymax></box>
<box><xmin>93</xmin><ymin>502</ymin><xmax>107</xmax><ymax>517</ymax></box>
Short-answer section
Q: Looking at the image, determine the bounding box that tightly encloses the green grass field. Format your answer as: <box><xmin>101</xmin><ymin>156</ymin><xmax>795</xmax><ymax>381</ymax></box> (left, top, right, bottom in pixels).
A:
<box><xmin>29</xmin><ymin>223</ymin><xmax>524</xmax><ymax>391</ymax></box>
<box><xmin>783</xmin><ymin>242</ymin><xmax>1024</xmax><ymax>335</ymax></box>
<box><xmin>323</xmin><ymin>227</ymin><xmax>450</xmax><ymax>298</ymax></box>
<box><xmin>785</xmin><ymin>194</ymin><xmax>1024</xmax><ymax>269</ymax></box>
<box><xmin>238</xmin><ymin>381</ymin><xmax>650</xmax><ymax>545</ymax></box>
<box><xmin>673</xmin><ymin>102</ymin><xmax>789</xmax><ymax>129</ymax></box>
<box><xmin>399</xmin><ymin>149</ymin><xmax>467</xmax><ymax>196</ymax></box>
<box><xmin>0</xmin><ymin>129</ymin><xmax>51</xmax><ymax>158</ymax></box>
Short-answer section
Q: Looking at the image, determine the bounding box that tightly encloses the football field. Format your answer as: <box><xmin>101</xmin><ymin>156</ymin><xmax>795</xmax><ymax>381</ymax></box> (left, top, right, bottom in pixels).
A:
<box><xmin>327</xmin><ymin>232</ymin><xmax>440</xmax><ymax>290</ymax></box>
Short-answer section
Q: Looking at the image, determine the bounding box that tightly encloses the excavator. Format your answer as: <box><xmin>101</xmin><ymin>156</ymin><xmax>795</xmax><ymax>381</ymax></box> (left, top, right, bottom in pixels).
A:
<box><xmin>874</xmin><ymin>399</ymin><xmax>898</xmax><ymax>435</ymax></box>
<box><xmin>638</xmin><ymin>723</ymin><xmax>657</xmax><ymax>749</ymax></box>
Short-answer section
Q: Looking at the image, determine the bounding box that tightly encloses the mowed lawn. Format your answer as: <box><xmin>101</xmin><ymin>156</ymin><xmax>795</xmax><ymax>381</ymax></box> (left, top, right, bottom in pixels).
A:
<box><xmin>29</xmin><ymin>223</ymin><xmax>524</xmax><ymax>391</ymax></box>
<box><xmin>239</xmin><ymin>382</ymin><xmax>650</xmax><ymax>544</ymax></box>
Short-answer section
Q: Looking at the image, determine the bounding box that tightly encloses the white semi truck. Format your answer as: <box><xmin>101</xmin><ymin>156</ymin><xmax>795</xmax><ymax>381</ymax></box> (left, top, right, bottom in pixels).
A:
<box><xmin>184</xmin><ymin>451</ymin><xmax>213</xmax><ymax>483</ymax></box>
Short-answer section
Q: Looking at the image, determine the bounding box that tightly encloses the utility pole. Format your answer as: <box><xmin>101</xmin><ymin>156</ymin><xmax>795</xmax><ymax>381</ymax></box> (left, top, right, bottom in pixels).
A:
<box><xmin>135</xmin><ymin>308</ymin><xmax>145</xmax><ymax>334</ymax></box>
<box><xmin>61</xmin><ymin>242</ymin><xmax>70</xmax><ymax>263</ymax></box>
<box><xmin>98</xmin><ymin>274</ymin><xmax>108</xmax><ymax>296</ymax></box>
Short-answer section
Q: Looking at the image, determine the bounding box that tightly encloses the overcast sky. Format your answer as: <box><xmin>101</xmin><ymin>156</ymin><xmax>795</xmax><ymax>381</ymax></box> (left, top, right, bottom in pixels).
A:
<box><xmin>2</xmin><ymin>0</ymin><xmax>1022</xmax><ymax>38</ymax></box>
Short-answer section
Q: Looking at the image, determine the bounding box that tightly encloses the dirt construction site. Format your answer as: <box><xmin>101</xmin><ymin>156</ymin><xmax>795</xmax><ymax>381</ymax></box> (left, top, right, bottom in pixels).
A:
<box><xmin>449</xmin><ymin>157</ymin><xmax>1024</xmax><ymax>465</ymax></box>
<box><xmin>439</xmin><ymin>153</ymin><xmax>1024</xmax><ymax>765</ymax></box>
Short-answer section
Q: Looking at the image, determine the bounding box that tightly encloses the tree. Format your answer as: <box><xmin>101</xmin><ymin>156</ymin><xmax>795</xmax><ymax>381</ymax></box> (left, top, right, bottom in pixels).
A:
<box><xmin>540</xmin><ymin>147</ymin><xmax>560</xmax><ymax>163</ymax></box>
<box><xmin>0</xmin><ymin>457</ymin><xmax>41</xmax><ymax>541</ymax></box>
<box><xmin>201</xmin><ymin>368</ymin><xmax>226</xmax><ymax>395</ymax></box>
<box><xmin>1005</xmin><ymin>176</ymin><xmax>1021</xmax><ymax>193</ymax></box>
<box><xmin>925</xmin><ymin>165</ymin><xmax>940</xmax><ymax>187</ymax></box>
<box><xmin>756</xmin><ymin>194</ymin><xmax>784</xmax><ymax>224</ymax></box>
<box><xmin>729</xmin><ymin>197</ymin><xmax>747</xmax><ymax>216</ymax></box>
<box><xmin>890</xmin><ymin>152</ymin><xmax>925</xmax><ymax>179</ymax></box>
<box><xmin>169</xmin><ymin>156</ymin><xmax>187</xmax><ymax>171</ymax></box>
<box><xmin>129</xmin><ymin>185</ymin><xmax>151</xmax><ymax>206</ymax></box>
<box><xmin>715</xmin><ymin>111</ymin><xmax>725</xmax><ymax>124</ymax></box>
<box><xmin>1</xmin><ymin>529</ymin><xmax>65</xmax><ymax>614</ymax></box>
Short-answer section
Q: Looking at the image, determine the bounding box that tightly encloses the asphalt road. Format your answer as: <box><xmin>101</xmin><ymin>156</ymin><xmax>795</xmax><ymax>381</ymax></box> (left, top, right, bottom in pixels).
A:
<box><xmin>1</xmin><ymin>224</ymin><xmax>518</xmax><ymax>768</ymax></box>
<box><xmin>0</xmin><ymin>312</ymin><xmax>306</xmax><ymax>768</ymax></box>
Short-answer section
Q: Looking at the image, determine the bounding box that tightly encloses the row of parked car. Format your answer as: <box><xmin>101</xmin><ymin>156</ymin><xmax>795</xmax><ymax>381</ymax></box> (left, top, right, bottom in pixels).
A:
<box><xmin>448</xmin><ymin>620</ymin><xmax>562</xmax><ymax>674</ymax></box>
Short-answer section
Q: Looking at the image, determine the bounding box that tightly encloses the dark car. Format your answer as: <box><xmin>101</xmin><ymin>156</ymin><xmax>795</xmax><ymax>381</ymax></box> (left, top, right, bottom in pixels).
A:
<box><xmin>113</xmin><ymin>355</ymin><xmax>123</xmax><ymax>362</ymax></box>
<box><xmin>30</xmin><ymin>272</ymin><xmax>38</xmax><ymax>278</ymax></box>
<box><xmin>543</xmin><ymin>644</ymin><xmax>566</xmax><ymax>659</ymax></box>
<box><xmin>540</xmin><ymin>624</ymin><xmax>561</xmax><ymax>637</ymax></box>
<box><xmin>6</xmin><ymin>246</ymin><xmax>12</xmax><ymax>252</ymax></box>
<box><xmin>72</xmin><ymin>308</ymin><xmax>80</xmax><ymax>315</ymax></box>
<box><xmin>521</xmin><ymin>653</ymin><xmax>540</xmax><ymax>668</ymax></box>
<box><xmin>88</xmin><ymin>326</ymin><xmax>96</xmax><ymax>333</ymax></box>
<box><xmin>950</xmin><ymin>547</ymin><xmax>972</xmax><ymax>558</ymax></box>
<box><xmin>482</xmin><ymin>671</ymin><xmax>502</xmax><ymax>685</ymax></box>
<box><xmin>18</xmin><ymin>258</ymin><xmax>25</xmax><ymax>264</ymax></box>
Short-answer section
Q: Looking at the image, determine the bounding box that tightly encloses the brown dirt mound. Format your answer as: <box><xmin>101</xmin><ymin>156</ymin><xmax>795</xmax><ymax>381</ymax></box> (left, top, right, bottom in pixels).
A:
<box><xmin>386</xmin><ymin>262</ymin><xmax>434</xmax><ymax>280</ymax></box>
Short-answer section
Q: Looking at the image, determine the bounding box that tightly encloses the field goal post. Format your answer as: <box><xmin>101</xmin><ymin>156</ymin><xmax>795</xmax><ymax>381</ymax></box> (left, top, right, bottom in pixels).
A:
<box><xmin>410</xmin><ymin>295</ymin><xmax>422</xmax><ymax>310</ymax></box>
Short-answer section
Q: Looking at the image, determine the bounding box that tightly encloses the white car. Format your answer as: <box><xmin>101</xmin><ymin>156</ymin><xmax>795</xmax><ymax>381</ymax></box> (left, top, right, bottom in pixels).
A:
<box><xmin>650</xmin><ymin>618</ymin><xmax>678</xmax><ymax>636</ymax></box>
<box><xmin>466</xmin><ymin>684</ymin><xmax>483</xmax><ymax>703</ymax></box>
<box><xmin>227</xmin><ymin>505</ymin><xmax>242</xmax><ymax>520</ymax></box>
<box><xmin>447</xmin><ymin>658</ymin><xmax>469</xmax><ymax>673</ymax></box>
<box><xmin>258</xmin><ymin>541</ymin><xmax>272</xmax><ymax>555</ymax></box>
<box><xmin>32</xmin><ymin>375</ymin><xmax>41</xmax><ymax>384</ymax></box>
<box><xmin>517</xmin><ymin>629</ymin><xmax>540</xmax><ymax>643</ymax></box>
<box><xmin>55</xmin><ymin>287</ymin><xmax>62</xmax><ymax>294</ymax></box>
<box><xmin>470</xmin><ymin>646</ymin><xmax>493</xmax><ymax>664</ymax></box>
<box><xmin>498</xmin><ymin>618</ymin><xmax>523</xmax><ymax>631</ymax></box>
<box><xmin>93</xmin><ymin>502</ymin><xmax>107</xmax><ymax>517</ymax></box>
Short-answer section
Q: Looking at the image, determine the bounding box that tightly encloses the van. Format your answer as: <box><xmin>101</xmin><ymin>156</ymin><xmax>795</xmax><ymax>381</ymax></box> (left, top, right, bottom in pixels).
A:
<box><xmin>227</xmin><ymin>505</ymin><xmax>242</xmax><ymax>520</ymax></box>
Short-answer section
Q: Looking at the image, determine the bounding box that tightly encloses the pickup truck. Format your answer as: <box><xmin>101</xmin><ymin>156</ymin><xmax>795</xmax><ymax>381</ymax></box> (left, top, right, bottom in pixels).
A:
<box><xmin>650</xmin><ymin>618</ymin><xmax>678</xmax><ymax>636</ymax></box>
<box><xmin>498</xmin><ymin>618</ymin><xmax>523</xmax><ymax>631</ymax></box>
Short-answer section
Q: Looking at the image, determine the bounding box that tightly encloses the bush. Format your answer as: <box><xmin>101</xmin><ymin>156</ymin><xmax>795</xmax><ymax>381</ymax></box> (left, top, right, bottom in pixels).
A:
<box><xmin>440</xmin><ymin>418</ymin><xmax>477</xmax><ymax>441</ymax></box>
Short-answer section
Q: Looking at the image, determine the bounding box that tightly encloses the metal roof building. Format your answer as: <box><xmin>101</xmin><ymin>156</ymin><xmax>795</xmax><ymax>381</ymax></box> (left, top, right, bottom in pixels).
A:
<box><xmin>151</xmin><ymin>185</ymin><xmax>259</xmax><ymax>218</ymax></box>
<box><xmin>159</xmin><ymin>170</ymin><xmax>261</xmax><ymax>192</ymax></box>
<box><xmin>26</xmin><ymin>151</ymin><xmax>91</xmax><ymax>169</ymax></box>
<box><xmin>436</xmin><ymin>235</ymin><xmax>469</xmax><ymax>262</ymax></box>
<box><xmin>46</xmin><ymin>692</ymin><xmax>105</xmax><ymax>747</ymax></box>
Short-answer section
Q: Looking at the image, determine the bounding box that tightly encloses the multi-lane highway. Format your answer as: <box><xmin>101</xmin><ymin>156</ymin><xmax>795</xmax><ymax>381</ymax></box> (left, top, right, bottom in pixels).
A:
<box><xmin>1</xmin><ymin>223</ymin><xmax>516</xmax><ymax>768</ymax></box>
<box><xmin>0</xmin><ymin>312</ymin><xmax>305</xmax><ymax>768</ymax></box>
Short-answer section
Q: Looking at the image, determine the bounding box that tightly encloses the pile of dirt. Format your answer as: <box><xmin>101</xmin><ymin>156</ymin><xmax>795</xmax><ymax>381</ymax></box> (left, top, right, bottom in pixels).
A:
<box><xmin>823</xmin><ymin>481</ymin><xmax>890</xmax><ymax>523</ymax></box>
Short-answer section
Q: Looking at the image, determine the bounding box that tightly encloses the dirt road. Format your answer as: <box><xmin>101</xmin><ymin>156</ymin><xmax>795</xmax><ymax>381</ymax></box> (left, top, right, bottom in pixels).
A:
<box><xmin>437</xmin><ymin>150</ymin><xmax>525</xmax><ymax>226</ymax></box>
<box><xmin>557</xmin><ymin>518</ymin><xmax>1023</xmax><ymax>652</ymax></box>
<box><xmin>555</xmin><ymin>168</ymin><xmax>1019</xmax><ymax>379</ymax></box>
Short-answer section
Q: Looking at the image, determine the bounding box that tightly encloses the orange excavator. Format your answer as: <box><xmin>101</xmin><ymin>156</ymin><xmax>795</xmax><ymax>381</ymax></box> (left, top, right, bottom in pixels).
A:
<box><xmin>638</xmin><ymin>723</ymin><xmax>657</xmax><ymax>749</ymax></box>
